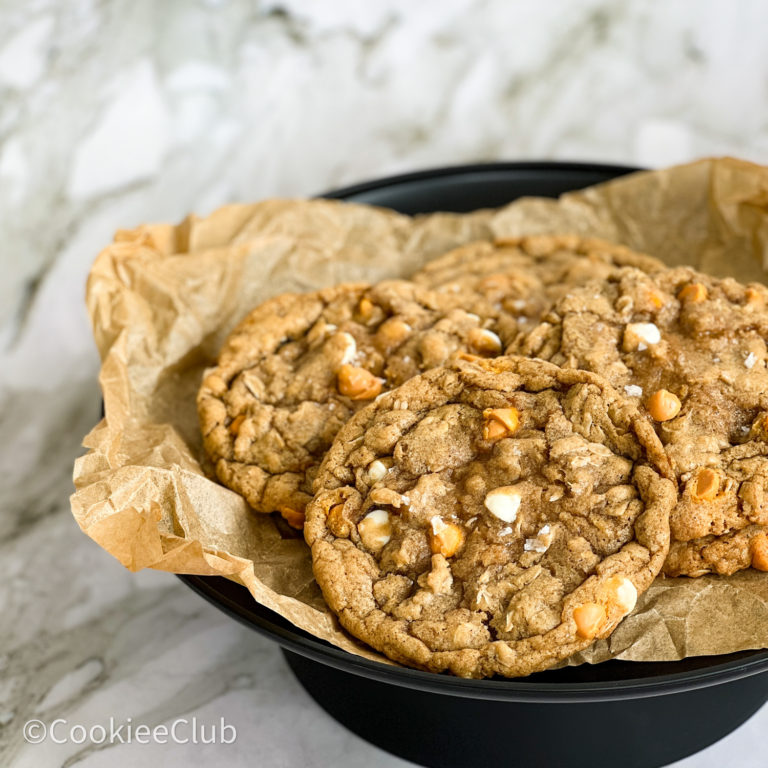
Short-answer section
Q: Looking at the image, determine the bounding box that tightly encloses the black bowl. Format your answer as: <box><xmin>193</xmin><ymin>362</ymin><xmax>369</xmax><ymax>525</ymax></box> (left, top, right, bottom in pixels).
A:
<box><xmin>180</xmin><ymin>161</ymin><xmax>768</xmax><ymax>768</ymax></box>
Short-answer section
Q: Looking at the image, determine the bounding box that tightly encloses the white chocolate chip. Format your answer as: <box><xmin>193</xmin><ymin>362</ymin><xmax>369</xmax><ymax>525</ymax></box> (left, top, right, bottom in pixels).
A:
<box><xmin>745</xmin><ymin>352</ymin><xmax>757</xmax><ymax>369</ymax></box>
<box><xmin>499</xmin><ymin>526</ymin><xmax>514</xmax><ymax>536</ymax></box>
<box><xmin>624</xmin><ymin>384</ymin><xmax>643</xmax><ymax>398</ymax></box>
<box><xmin>470</xmin><ymin>328</ymin><xmax>502</xmax><ymax>353</ymax></box>
<box><xmin>430</xmin><ymin>515</ymin><xmax>448</xmax><ymax>535</ymax></box>
<box><xmin>357</xmin><ymin>509</ymin><xmax>392</xmax><ymax>551</ymax></box>
<box><xmin>623</xmin><ymin>322</ymin><xmax>661</xmax><ymax>352</ymax></box>
<box><xmin>605</xmin><ymin>576</ymin><xmax>638</xmax><ymax>614</ymax></box>
<box><xmin>367</xmin><ymin>459</ymin><xmax>388</xmax><ymax>483</ymax></box>
<box><xmin>484</xmin><ymin>486</ymin><xmax>522</xmax><ymax>523</ymax></box>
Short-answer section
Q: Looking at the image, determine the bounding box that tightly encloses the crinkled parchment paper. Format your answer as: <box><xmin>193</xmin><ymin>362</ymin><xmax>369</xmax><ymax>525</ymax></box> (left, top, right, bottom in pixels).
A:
<box><xmin>72</xmin><ymin>157</ymin><xmax>768</xmax><ymax>668</ymax></box>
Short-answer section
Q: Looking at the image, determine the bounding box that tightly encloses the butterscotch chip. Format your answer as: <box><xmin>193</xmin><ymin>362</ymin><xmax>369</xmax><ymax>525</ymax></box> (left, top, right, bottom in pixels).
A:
<box><xmin>337</xmin><ymin>364</ymin><xmax>383</xmax><ymax>400</ymax></box>
<box><xmin>482</xmin><ymin>407</ymin><xmax>520</xmax><ymax>441</ymax></box>
<box><xmin>664</xmin><ymin>524</ymin><xmax>768</xmax><ymax>577</ymax></box>
<box><xmin>678</xmin><ymin>282</ymin><xmax>707</xmax><ymax>303</ymax></box>
<box><xmin>511</xmin><ymin>264</ymin><xmax>768</xmax><ymax>577</ymax></box>
<box><xmin>745</xmin><ymin>286</ymin><xmax>766</xmax><ymax>307</ymax></box>
<box><xmin>752</xmin><ymin>533</ymin><xmax>768</xmax><ymax>571</ymax></box>
<box><xmin>305</xmin><ymin>356</ymin><xmax>675</xmax><ymax>678</ymax></box>
<box><xmin>483</xmin><ymin>419</ymin><xmax>508</xmax><ymax>441</ymax></box>
<box><xmin>327</xmin><ymin>502</ymin><xmax>352</xmax><ymax>537</ymax></box>
<box><xmin>573</xmin><ymin>603</ymin><xmax>606</xmax><ymax>639</ymax></box>
<box><xmin>647</xmin><ymin>288</ymin><xmax>666</xmax><ymax>309</ymax></box>
<box><xmin>428</xmin><ymin>518</ymin><xmax>465</xmax><ymax>557</ymax></box>
<box><xmin>228</xmin><ymin>414</ymin><xmax>245</xmax><ymax>435</ymax></box>
<box><xmin>357</xmin><ymin>296</ymin><xmax>376</xmax><ymax>321</ymax></box>
<box><xmin>647</xmin><ymin>389</ymin><xmax>681</xmax><ymax>422</ymax></box>
<box><xmin>691</xmin><ymin>468</ymin><xmax>720</xmax><ymax>502</ymax></box>
<box><xmin>376</xmin><ymin>318</ymin><xmax>412</xmax><ymax>350</ymax></box>
<box><xmin>279</xmin><ymin>507</ymin><xmax>306</xmax><ymax>530</ymax></box>
<box><xmin>198</xmin><ymin>281</ymin><xmax>511</xmax><ymax>524</ymax></box>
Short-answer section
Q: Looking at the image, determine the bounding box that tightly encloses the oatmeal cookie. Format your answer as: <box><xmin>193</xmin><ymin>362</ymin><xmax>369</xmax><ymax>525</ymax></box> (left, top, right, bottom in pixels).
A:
<box><xmin>305</xmin><ymin>356</ymin><xmax>675</xmax><ymax>678</ymax></box>
<box><xmin>511</xmin><ymin>265</ymin><xmax>768</xmax><ymax>576</ymax></box>
<box><xmin>198</xmin><ymin>280</ymin><xmax>508</xmax><ymax>528</ymax></box>
<box><xmin>411</xmin><ymin>235</ymin><xmax>665</xmax><ymax>332</ymax></box>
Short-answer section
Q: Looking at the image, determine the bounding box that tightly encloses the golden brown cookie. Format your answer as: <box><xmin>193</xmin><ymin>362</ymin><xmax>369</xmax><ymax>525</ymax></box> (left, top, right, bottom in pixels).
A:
<box><xmin>411</xmin><ymin>235</ymin><xmax>665</xmax><ymax>333</ymax></box>
<box><xmin>197</xmin><ymin>280</ymin><xmax>509</xmax><ymax>528</ymax></box>
<box><xmin>510</xmin><ymin>265</ymin><xmax>768</xmax><ymax>576</ymax></box>
<box><xmin>305</xmin><ymin>356</ymin><xmax>676</xmax><ymax>678</ymax></box>
<box><xmin>665</xmin><ymin>524</ymin><xmax>768</xmax><ymax>577</ymax></box>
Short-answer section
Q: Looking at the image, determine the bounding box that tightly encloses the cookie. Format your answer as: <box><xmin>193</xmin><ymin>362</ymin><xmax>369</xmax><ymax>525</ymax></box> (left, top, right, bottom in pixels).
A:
<box><xmin>510</xmin><ymin>265</ymin><xmax>768</xmax><ymax>575</ymax></box>
<box><xmin>197</xmin><ymin>280</ymin><xmax>509</xmax><ymax>528</ymax></box>
<box><xmin>665</xmin><ymin>525</ymin><xmax>768</xmax><ymax>577</ymax></box>
<box><xmin>411</xmin><ymin>235</ymin><xmax>665</xmax><ymax>331</ymax></box>
<box><xmin>305</xmin><ymin>356</ymin><xmax>676</xmax><ymax>678</ymax></box>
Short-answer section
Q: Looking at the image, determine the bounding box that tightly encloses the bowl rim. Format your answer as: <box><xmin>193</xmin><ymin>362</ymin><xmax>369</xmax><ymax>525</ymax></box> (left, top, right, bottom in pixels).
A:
<box><xmin>180</xmin><ymin>572</ymin><xmax>768</xmax><ymax>703</ymax></box>
<box><xmin>317</xmin><ymin>159</ymin><xmax>644</xmax><ymax>201</ymax></box>
<box><xmin>180</xmin><ymin>159</ymin><xmax>768</xmax><ymax>702</ymax></box>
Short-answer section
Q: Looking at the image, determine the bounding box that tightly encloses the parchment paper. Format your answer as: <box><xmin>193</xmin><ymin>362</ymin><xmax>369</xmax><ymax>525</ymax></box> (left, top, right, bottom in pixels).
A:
<box><xmin>72</xmin><ymin>157</ymin><xmax>768</xmax><ymax>667</ymax></box>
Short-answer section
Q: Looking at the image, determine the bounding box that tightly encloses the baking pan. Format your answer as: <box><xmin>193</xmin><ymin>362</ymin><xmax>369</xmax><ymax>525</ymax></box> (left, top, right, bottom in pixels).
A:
<box><xmin>179</xmin><ymin>161</ymin><xmax>768</xmax><ymax>768</ymax></box>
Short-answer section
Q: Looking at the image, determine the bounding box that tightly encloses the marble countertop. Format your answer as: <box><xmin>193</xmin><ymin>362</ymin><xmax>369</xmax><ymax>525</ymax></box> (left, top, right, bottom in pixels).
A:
<box><xmin>3</xmin><ymin>527</ymin><xmax>767</xmax><ymax>768</ymax></box>
<box><xmin>2</xmin><ymin>1</ymin><xmax>768</xmax><ymax>766</ymax></box>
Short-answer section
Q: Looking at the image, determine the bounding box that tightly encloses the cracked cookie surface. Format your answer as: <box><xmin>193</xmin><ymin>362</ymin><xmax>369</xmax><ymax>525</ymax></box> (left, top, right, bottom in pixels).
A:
<box><xmin>197</xmin><ymin>280</ymin><xmax>509</xmax><ymax>528</ymax></box>
<box><xmin>411</xmin><ymin>235</ymin><xmax>665</xmax><ymax>335</ymax></box>
<box><xmin>510</xmin><ymin>265</ymin><xmax>768</xmax><ymax>576</ymax></box>
<box><xmin>305</xmin><ymin>356</ymin><xmax>675</xmax><ymax>678</ymax></box>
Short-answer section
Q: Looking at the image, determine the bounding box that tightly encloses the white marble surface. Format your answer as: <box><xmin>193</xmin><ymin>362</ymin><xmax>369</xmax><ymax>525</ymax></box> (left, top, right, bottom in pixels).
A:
<box><xmin>2</xmin><ymin>1</ymin><xmax>768</xmax><ymax>766</ymax></box>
